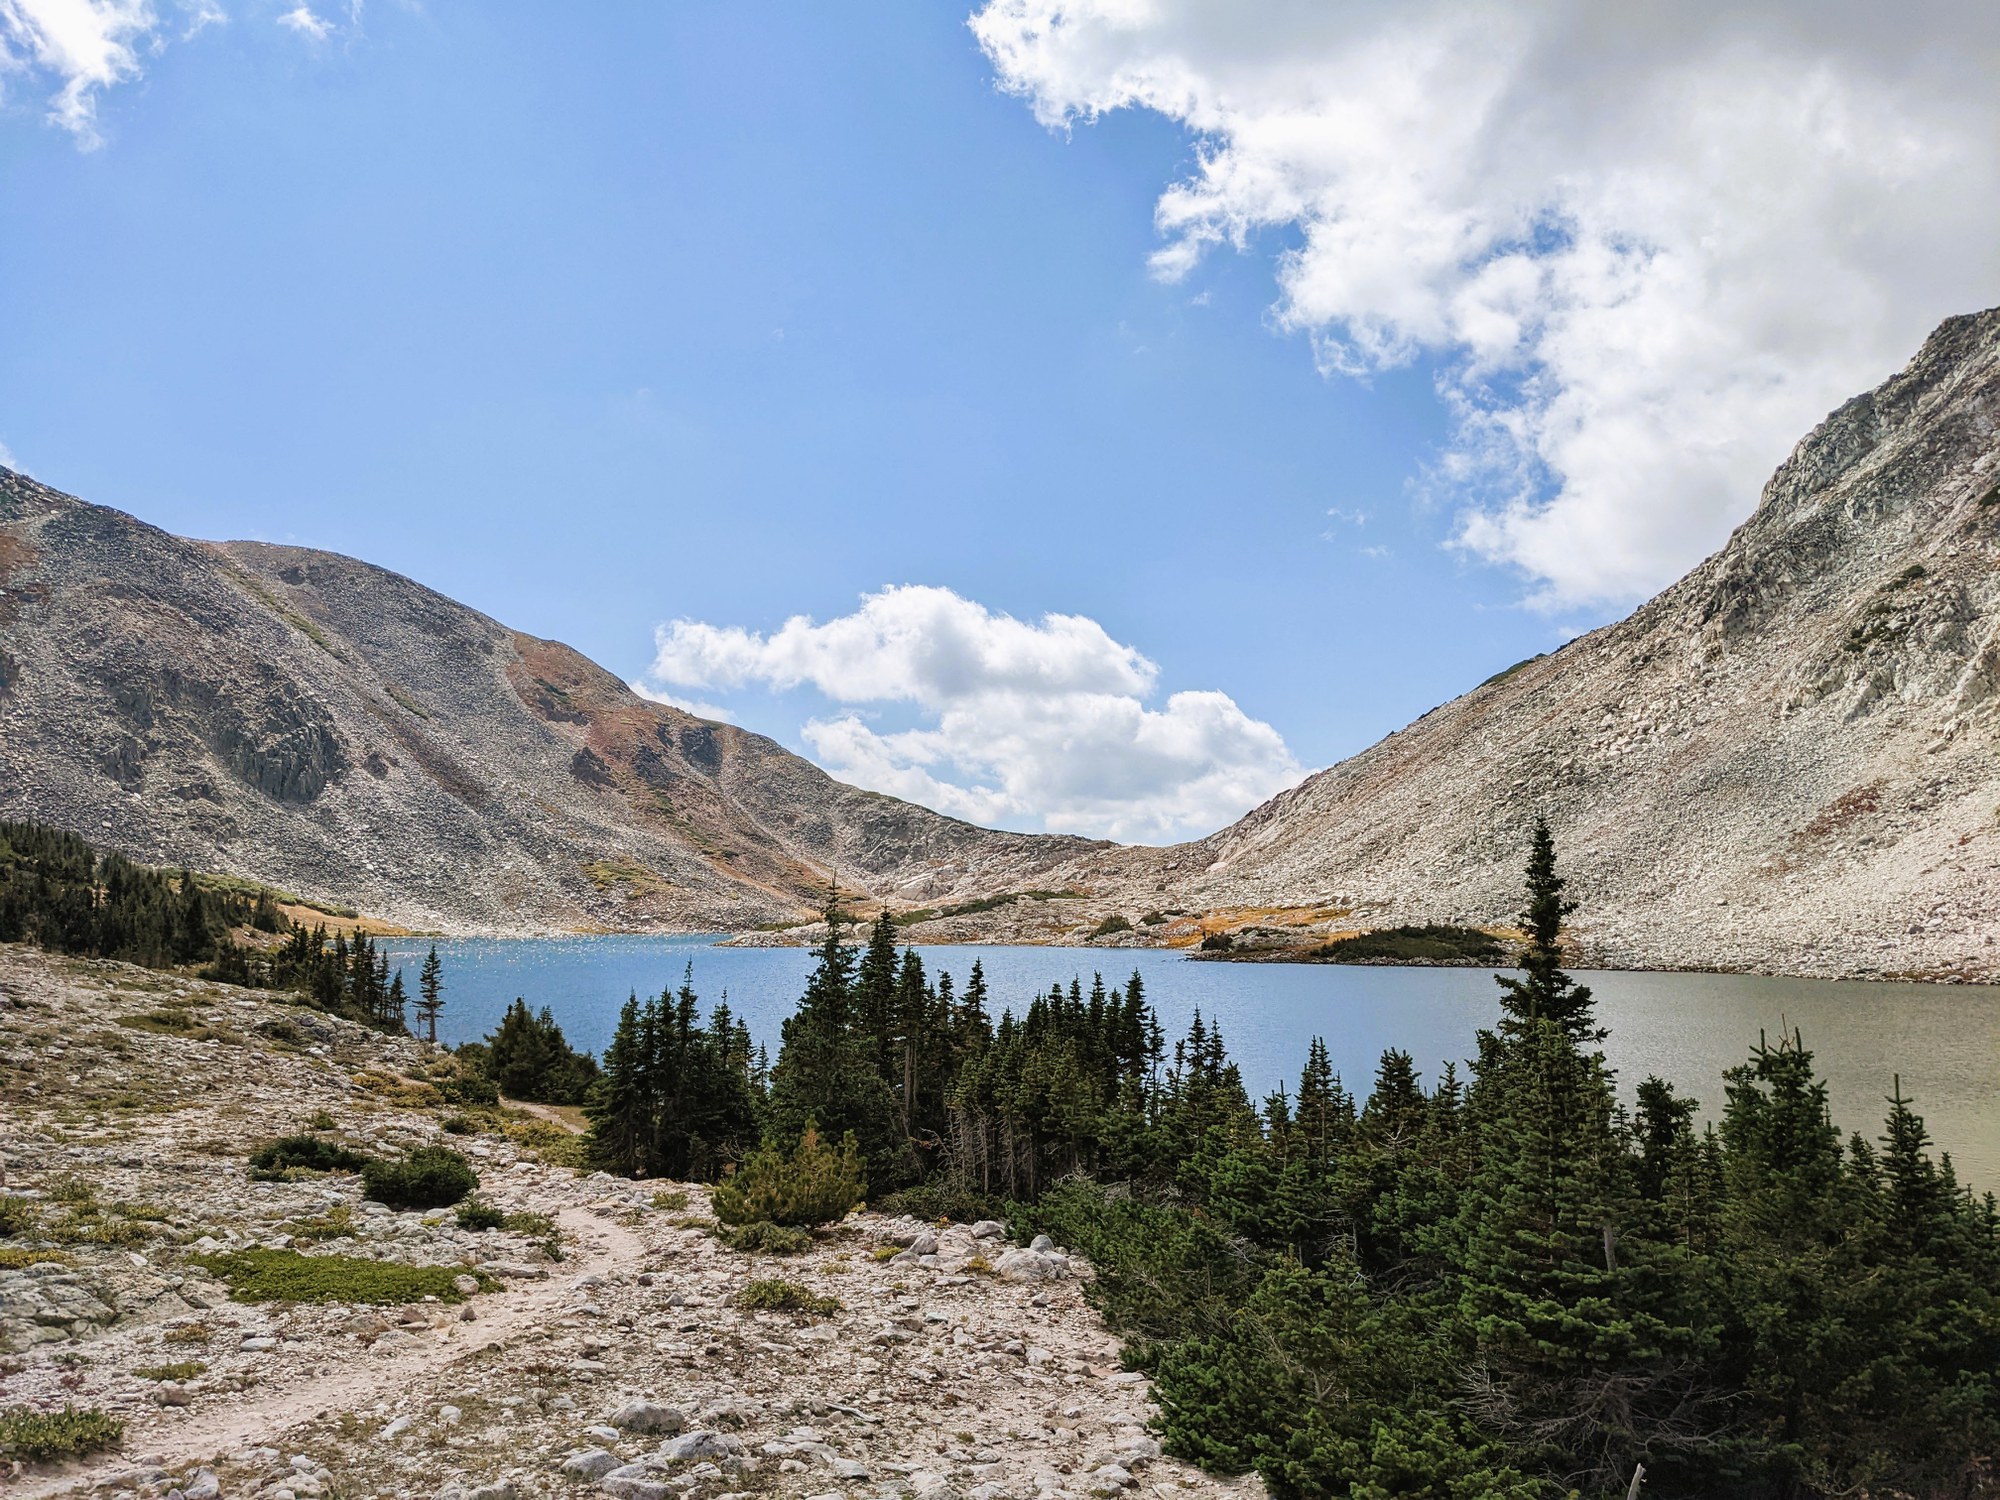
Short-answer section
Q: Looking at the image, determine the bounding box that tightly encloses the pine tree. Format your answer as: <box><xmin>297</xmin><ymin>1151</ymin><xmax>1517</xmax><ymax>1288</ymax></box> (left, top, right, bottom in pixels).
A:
<box><xmin>1493</xmin><ymin>816</ymin><xmax>1599</xmax><ymax>1046</ymax></box>
<box><xmin>415</xmin><ymin>944</ymin><xmax>445</xmax><ymax>1044</ymax></box>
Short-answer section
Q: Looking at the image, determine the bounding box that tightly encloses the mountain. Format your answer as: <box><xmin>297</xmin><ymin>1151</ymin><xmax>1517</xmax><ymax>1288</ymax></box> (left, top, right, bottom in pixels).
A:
<box><xmin>1089</xmin><ymin>308</ymin><xmax>2000</xmax><ymax>981</ymax></box>
<box><xmin>4</xmin><ymin>310</ymin><xmax>1996</xmax><ymax>977</ymax></box>
<box><xmin>0</xmin><ymin>473</ymin><xmax>1097</xmax><ymax>932</ymax></box>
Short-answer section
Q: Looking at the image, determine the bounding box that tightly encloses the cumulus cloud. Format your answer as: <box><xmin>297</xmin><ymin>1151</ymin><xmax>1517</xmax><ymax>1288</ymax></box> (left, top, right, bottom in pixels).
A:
<box><xmin>0</xmin><ymin>0</ymin><xmax>160</xmax><ymax>143</ymax></box>
<box><xmin>644</xmin><ymin>585</ymin><xmax>1304</xmax><ymax>842</ymax></box>
<box><xmin>972</xmin><ymin>0</ymin><xmax>2000</xmax><ymax>609</ymax></box>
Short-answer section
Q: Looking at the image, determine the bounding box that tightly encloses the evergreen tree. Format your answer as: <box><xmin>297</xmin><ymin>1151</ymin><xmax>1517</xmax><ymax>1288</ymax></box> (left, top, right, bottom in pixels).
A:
<box><xmin>415</xmin><ymin>944</ymin><xmax>445</xmax><ymax>1044</ymax></box>
<box><xmin>1493</xmin><ymin>816</ymin><xmax>1599</xmax><ymax>1045</ymax></box>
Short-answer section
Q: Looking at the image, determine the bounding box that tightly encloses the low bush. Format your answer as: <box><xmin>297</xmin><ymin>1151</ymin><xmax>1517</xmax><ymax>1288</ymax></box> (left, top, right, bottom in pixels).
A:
<box><xmin>736</xmin><ymin>1278</ymin><xmax>841</xmax><ymax>1317</ymax></box>
<box><xmin>711</xmin><ymin>1124</ymin><xmax>865</xmax><ymax>1229</ymax></box>
<box><xmin>0</xmin><ymin>1405</ymin><xmax>125</xmax><ymax>1462</ymax></box>
<box><xmin>454</xmin><ymin>1199</ymin><xmax>505</xmax><ymax>1232</ymax></box>
<box><xmin>248</xmin><ymin>1133</ymin><xmax>371</xmax><ymax>1180</ymax></box>
<box><xmin>717</xmin><ymin>1221</ymin><xmax>814</xmax><ymax>1255</ymax></box>
<box><xmin>1198</xmin><ymin>931</ymin><xmax>1234</xmax><ymax>951</ymax></box>
<box><xmin>161</xmin><ymin>1323</ymin><xmax>210</xmax><ymax>1345</ymax></box>
<box><xmin>431</xmin><ymin>1069</ymin><xmax>499</xmax><ymax>1108</ymax></box>
<box><xmin>189</xmin><ymin>1248</ymin><xmax>491</xmax><ymax>1304</ymax></box>
<box><xmin>1090</xmin><ymin>915</ymin><xmax>1133</xmax><ymax>939</ymax></box>
<box><xmin>133</xmin><ymin>1360</ymin><xmax>206</xmax><ymax>1382</ymax></box>
<box><xmin>1307</xmin><ymin>924</ymin><xmax>1505</xmax><ymax>966</ymax></box>
<box><xmin>651</xmin><ymin>1189</ymin><xmax>690</xmax><ymax>1212</ymax></box>
<box><xmin>499</xmin><ymin>1210</ymin><xmax>558</xmax><ymax>1239</ymax></box>
<box><xmin>440</xmin><ymin>1113</ymin><xmax>477</xmax><ymax>1136</ymax></box>
<box><xmin>502</xmin><ymin>1117</ymin><xmax>591</xmax><ymax>1170</ymax></box>
<box><xmin>0</xmin><ymin>1196</ymin><xmax>37</xmax><ymax>1238</ymax></box>
<box><xmin>360</xmin><ymin>1146</ymin><xmax>478</xmax><ymax>1210</ymax></box>
<box><xmin>873</xmin><ymin>1183</ymin><xmax>1005</xmax><ymax>1225</ymax></box>
<box><xmin>0</xmin><ymin>1249</ymin><xmax>69</xmax><ymax>1270</ymax></box>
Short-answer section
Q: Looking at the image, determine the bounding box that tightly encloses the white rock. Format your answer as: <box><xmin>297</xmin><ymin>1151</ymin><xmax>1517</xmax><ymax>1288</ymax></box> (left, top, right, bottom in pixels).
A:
<box><xmin>562</xmin><ymin>1448</ymin><xmax>621</xmax><ymax>1479</ymax></box>
<box><xmin>611</xmin><ymin>1400</ymin><xmax>686</xmax><ymax>1435</ymax></box>
<box><xmin>378</xmin><ymin>1416</ymin><xmax>415</xmax><ymax>1442</ymax></box>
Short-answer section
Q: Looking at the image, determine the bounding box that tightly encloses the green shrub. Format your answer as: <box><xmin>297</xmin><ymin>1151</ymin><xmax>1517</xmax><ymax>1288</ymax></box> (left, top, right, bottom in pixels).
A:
<box><xmin>45</xmin><ymin>1173</ymin><xmax>96</xmax><ymax>1205</ymax></box>
<box><xmin>432</xmin><ymin>1070</ymin><xmax>499</xmax><ymax>1107</ymax></box>
<box><xmin>0</xmin><ymin>1405</ymin><xmax>124</xmax><ymax>1462</ymax></box>
<box><xmin>717</xmin><ymin>1221</ymin><xmax>815</xmax><ymax>1255</ymax></box>
<box><xmin>361</xmin><ymin>1146</ymin><xmax>478</xmax><ymax>1209</ymax></box>
<box><xmin>873</xmin><ymin>1183</ymin><xmax>1005</xmax><ymax>1224</ymax></box>
<box><xmin>711</xmin><ymin>1124</ymin><xmax>865</xmax><ymax>1229</ymax></box>
<box><xmin>651</xmin><ymin>1189</ymin><xmax>690</xmax><ymax>1212</ymax></box>
<box><xmin>248</xmin><ymin>1133</ymin><xmax>371</xmax><ymax>1180</ymax></box>
<box><xmin>440</xmin><ymin>1113</ymin><xmax>477</xmax><ymax>1135</ymax></box>
<box><xmin>0</xmin><ymin>1248</ymin><xmax>68</xmax><ymax>1269</ymax></box>
<box><xmin>133</xmin><ymin>1360</ymin><xmax>206</xmax><ymax>1382</ymax></box>
<box><xmin>454</xmin><ymin>1199</ymin><xmax>505</xmax><ymax>1232</ymax></box>
<box><xmin>502</xmin><ymin>1117</ymin><xmax>591</xmax><ymax>1169</ymax></box>
<box><xmin>0</xmin><ymin>1196</ymin><xmax>37</xmax><ymax>1238</ymax></box>
<box><xmin>499</xmin><ymin>1210</ymin><xmax>558</xmax><ymax>1239</ymax></box>
<box><xmin>1090</xmin><ymin>915</ymin><xmax>1133</xmax><ymax>938</ymax></box>
<box><xmin>736</xmin><ymin>1278</ymin><xmax>841</xmax><ymax>1316</ymax></box>
<box><xmin>1307</xmin><ymin>924</ymin><xmax>1504</xmax><ymax>966</ymax></box>
<box><xmin>305</xmin><ymin>1108</ymin><xmax>337</xmax><ymax>1131</ymax></box>
<box><xmin>1198</xmin><ymin>931</ymin><xmax>1234</xmax><ymax>951</ymax></box>
<box><xmin>189</xmin><ymin>1248</ymin><xmax>492</xmax><ymax>1304</ymax></box>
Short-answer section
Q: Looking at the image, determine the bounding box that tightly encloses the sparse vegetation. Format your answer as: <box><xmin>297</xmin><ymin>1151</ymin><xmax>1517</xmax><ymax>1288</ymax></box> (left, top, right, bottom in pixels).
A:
<box><xmin>0</xmin><ymin>1196</ymin><xmax>36</xmax><ymax>1238</ymax></box>
<box><xmin>454</xmin><ymin>1198</ymin><xmax>505</xmax><ymax>1231</ymax></box>
<box><xmin>0</xmin><ymin>1405</ymin><xmax>124</xmax><ymax>1462</ymax></box>
<box><xmin>650</xmin><ymin>1189</ymin><xmax>690</xmax><ymax>1212</ymax></box>
<box><xmin>0</xmin><ymin>1248</ymin><xmax>69</xmax><ymax>1269</ymax></box>
<box><xmin>189</xmin><ymin>1248</ymin><xmax>490</xmax><ymax>1304</ymax></box>
<box><xmin>711</xmin><ymin>1123</ymin><xmax>865</xmax><ymax>1230</ymax></box>
<box><xmin>248</xmin><ymin>1132</ymin><xmax>372</xmax><ymax>1180</ymax></box>
<box><xmin>132</xmin><ymin>1360</ymin><xmax>206</xmax><ymax>1382</ymax></box>
<box><xmin>1306</xmin><ymin>923</ymin><xmax>1506</xmax><ymax>965</ymax></box>
<box><xmin>736</xmin><ymin>1278</ymin><xmax>841</xmax><ymax>1317</ymax></box>
<box><xmin>1089</xmin><ymin>914</ymin><xmax>1133</xmax><ymax>938</ymax></box>
<box><xmin>360</xmin><ymin>1146</ymin><xmax>478</xmax><ymax>1210</ymax></box>
<box><xmin>717</xmin><ymin>1220</ymin><xmax>814</xmax><ymax>1255</ymax></box>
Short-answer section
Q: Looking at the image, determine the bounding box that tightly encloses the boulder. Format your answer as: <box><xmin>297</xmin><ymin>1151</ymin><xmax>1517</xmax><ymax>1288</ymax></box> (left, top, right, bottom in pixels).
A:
<box><xmin>609</xmin><ymin>1400</ymin><xmax>686</xmax><ymax>1435</ymax></box>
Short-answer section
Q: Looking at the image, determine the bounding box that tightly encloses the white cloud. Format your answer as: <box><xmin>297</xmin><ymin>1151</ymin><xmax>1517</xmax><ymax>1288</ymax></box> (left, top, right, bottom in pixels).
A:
<box><xmin>275</xmin><ymin>3</ymin><xmax>327</xmax><ymax>40</ymax></box>
<box><xmin>0</xmin><ymin>0</ymin><xmax>160</xmax><ymax>143</ymax></box>
<box><xmin>972</xmin><ymin>0</ymin><xmax>2000</xmax><ymax>609</ymax></box>
<box><xmin>0</xmin><ymin>438</ymin><xmax>16</xmax><ymax>468</ymax></box>
<box><xmin>644</xmin><ymin>584</ymin><xmax>1305</xmax><ymax>842</ymax></box>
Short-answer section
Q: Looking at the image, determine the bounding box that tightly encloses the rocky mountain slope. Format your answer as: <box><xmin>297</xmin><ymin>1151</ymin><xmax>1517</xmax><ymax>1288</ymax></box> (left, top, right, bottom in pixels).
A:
<box><xmin>0</xmin><ymin>944</ymin><xmax>1230</xmax><ymax>1500</ymax></box>
<box><xmin>0</xmin><ymin>476</ymin><xmax>1096</xmax><ymax>933</ymax></box>
<box><xmin>1077</xmin><ymin>308</ymin><xmax>2000</xmax><ymax>981</ymax></box>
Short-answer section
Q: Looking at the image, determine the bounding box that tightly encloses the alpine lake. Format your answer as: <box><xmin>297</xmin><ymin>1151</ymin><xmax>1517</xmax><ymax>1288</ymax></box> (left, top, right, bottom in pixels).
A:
<box><xmin>381</xmin><ymin>936</ymin><xmax>2000</xmax><ymax>1190</ymax></box>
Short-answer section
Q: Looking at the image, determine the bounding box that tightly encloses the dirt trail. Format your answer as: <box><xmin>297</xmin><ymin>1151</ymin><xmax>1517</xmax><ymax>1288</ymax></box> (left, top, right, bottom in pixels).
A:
<box><xmin>19</xmin><ymin>1206</ymin><xmax>648</xmax><ymax>1499</ymax></box>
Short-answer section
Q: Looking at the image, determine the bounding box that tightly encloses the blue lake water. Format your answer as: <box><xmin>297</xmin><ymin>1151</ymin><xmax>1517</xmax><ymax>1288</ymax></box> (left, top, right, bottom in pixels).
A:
<box><xmin>379</xmin><ymin>936</ymin><xmax>2000</xmax><ymax>1188</ymax></box>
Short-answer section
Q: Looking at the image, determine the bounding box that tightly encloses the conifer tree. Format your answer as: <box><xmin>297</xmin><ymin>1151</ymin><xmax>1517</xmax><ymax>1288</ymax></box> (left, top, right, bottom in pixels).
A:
<box><xmin>1493</xmin><ymin>816</ymin><xmax>1599</xmax><ymax>1045</ymax></box>
<box><xmin>415</xmin><ymin>944</ymin><xmax>445</xmax><ymax>1044</ymax></box>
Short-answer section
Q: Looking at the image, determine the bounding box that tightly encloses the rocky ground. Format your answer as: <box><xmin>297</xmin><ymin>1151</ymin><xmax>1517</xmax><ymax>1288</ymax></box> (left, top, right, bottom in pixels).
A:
<box><xmin>0</xmin><ymin>944</ymin><xmax>1258</xmax><ymax>1500</ymax></box>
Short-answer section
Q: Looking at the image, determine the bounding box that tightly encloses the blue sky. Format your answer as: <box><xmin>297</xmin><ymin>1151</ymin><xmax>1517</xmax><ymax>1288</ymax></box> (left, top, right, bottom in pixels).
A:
<box><xmin>3</xmin><ymin>1</ymin><xmax>1993</xmax><ymax>840</ymax></box>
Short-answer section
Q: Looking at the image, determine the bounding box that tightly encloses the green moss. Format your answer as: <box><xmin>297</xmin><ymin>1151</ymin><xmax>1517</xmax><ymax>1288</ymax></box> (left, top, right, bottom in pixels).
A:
<box><xmin>0</xmin><ymin>1405</ymin><xmax>124</xmax><ymax>1462</ymax></box>
<box><xmin>0</xmin><ymin>1248</ymin><xmax>70</xmax><ymax>1269</ymax></box>
<box><xmin>736</xmin><ymin>1278</ymin><xmax>841</xmax><ymax>1316</ymax></box>
<box><xmin>189</xmin><ymin>1248</ymin><xmax>493</xmax><ymax>1305</ymax></box>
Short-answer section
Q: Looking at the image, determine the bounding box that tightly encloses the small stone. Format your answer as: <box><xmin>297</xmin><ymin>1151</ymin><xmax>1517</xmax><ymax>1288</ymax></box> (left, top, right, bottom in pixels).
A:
<box><xmin>378</xmin><ymin>1416</ymin><xmax>415</xmax><ymax>1442</ymax></box>
<box><xmin>661</xmin><ymin>1430</ymin><xmax>741</xmax><ymax>1462</ymax></box>
<box><xmin>1086</xmin><ymin>1466</ymin><xmax>1134</xmax><ymax>1494</ymax></box>
<box><xmin>585</xmin><ymin>1425</ymin><xmax>622</xmax><ymax>1444</ymax></box>
<box><xmin>241</xmin><ymin>1336</ymin><xmax>278</xmax><ymax>1352</ymax></box>
<box><xmin>969</xmin><ymin>1220</ymin><xmax>1005</xmax><ymax>1240</ymax></box>
<box><xmin>1028</xmin><ymin>1235</ymin><xmax>1055</xmax><ymax>1253</ymax></box>
<box><xmin>182</xmin><ymin>1472</ymin><xmax>221</xmax><ymax>1500</ymax></box>
<box><xmin>453</xmin><ymin>1274</ymin><xmax>481</xmax><ymax>1296</ymax></box>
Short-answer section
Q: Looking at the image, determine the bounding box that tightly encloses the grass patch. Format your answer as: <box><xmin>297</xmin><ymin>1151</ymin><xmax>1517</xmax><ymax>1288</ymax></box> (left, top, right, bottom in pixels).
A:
<box><xmin>0</xmin><ymin>1196</ymin><xmax>38</xmax><ymax>1238</ymax></box>
<box><xmin>132</xmin><ymin>1360</ymin><xmax>206</xmax><ymax>1382</ymax></box>
<box><xmin>0</xmin><ymin>1405</ymin><xmax>124</xmax><ymax>1462</ymax></box>
<box><xmin>189</xmin><ymin>1249</ymin><xmax>492</xmax><ymax>1305</ymax></box>
<box><xmin>161</xmin><ymin>1323</ymin><xmax>211</xmax><ymax>1345</ymax></box>
<box><xmin>870</xmin><ymin>1244</ymin><xmax>901</xmax><ymax>1264</ymax></box>
<box><xmin>500</xmin><ymin>1210</ymin><xmax>558</xmax><ymax>1239</ymax></box>
<box><xmin>651</xmin><ymin>1189</ymin><xmax>690</xmax><ymax>1213</ymax></box>
<box><xmin>286</xmin><ymin>1205</ymin><xmax>359</xmax><ymax>1243</ymax></box>
<box><xmin>736</xmin><ymin>1278</ymin><xmax>841</xmax><ymax>1316</ymax></box>
<box><xmin>1308</xmin><ymin>924</ymin><xmax>1506</xmax><ymax>965</ymax></box>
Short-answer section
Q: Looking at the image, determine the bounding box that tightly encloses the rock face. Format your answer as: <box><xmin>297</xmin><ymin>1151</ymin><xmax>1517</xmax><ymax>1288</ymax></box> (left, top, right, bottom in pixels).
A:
<box><xmin>1096</xmin><ymin>308</ymin><xmax>2000</xmax><ymax>981</ymax></box>
<box><xmin>0</xmin><ymin>475</ymin><xmax>1097</xmax><ymax>932</ymax></box>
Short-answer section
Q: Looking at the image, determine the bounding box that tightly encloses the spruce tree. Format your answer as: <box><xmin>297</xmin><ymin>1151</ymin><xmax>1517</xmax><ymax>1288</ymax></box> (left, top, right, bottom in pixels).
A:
<box><xmin>1493</xmin><ymin>816</ymin><xmax>1599</xmax><ymax>1045</ymax></box>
